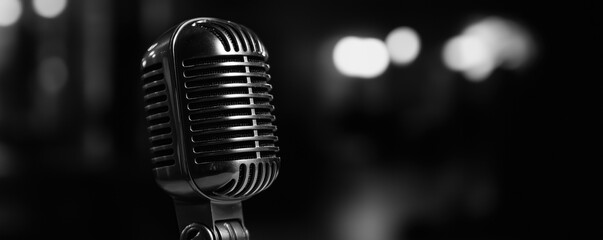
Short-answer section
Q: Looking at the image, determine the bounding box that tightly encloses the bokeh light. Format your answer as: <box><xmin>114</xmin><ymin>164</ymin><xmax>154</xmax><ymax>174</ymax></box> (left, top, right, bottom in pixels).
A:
<box><xmin>33</xmin><ymin>0</ymin><xmax>68</xmax><ymax>18</ymax></box>
<box><xmin>463</xmin><ymin>16</ymin><xmax>535</xmax><ymax>70</ymax></box>
<box><xmin>442</xmin><ymin>16</ymin><xmax>536</xmax><ymax>82</ymax></box>
<box><xmin>443</xmin><ymin>35</ymin><xmax>495</xmax><ymax>82</ymax></box>
<box><xmin>38</xmin><ymin>57</ymin><xmax>69</xmax><ymax>94</ymax></box>
<box><xmin>336</xmin><ymin>196</ymin><xmax>392</xmax><ymax>240</ymax></box>
<box><xmin>0</xmin><ymin>0</ymin><xmax>22</xmax><ymax>27</ymax></box>
<box><xmin>0</xmin><ymin>27</ymin><xmax>18</xmax><ymax>72</ymax></box>
<box><xmin>333</xmin><ymin>36</ymin><xmax>389</xmax><ymax>79</ymax></box>
<box><xmin>386</xmin><ymin>27</ymin><xmax>421</xmax><ymax>66</ymax></box>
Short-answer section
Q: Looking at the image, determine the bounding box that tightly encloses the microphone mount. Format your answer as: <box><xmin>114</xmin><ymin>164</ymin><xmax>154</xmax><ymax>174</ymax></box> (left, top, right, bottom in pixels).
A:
<box><xmin>176</xmin><ymin>201</ymin><xmax>248</xmax><ymax>240</ymax></box>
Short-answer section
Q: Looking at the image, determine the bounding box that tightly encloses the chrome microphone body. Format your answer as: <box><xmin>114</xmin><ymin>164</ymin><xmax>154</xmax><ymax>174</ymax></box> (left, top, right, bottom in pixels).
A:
<box><xmin>140</xmin><ymin>18</ymin><xmax>280</xmax><ymax>240</ymax></box>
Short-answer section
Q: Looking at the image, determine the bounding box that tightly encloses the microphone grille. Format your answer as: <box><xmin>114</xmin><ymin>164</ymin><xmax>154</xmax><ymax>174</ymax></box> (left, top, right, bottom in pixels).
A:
<box><xmin>182</xmin><ymin>54</ymin><xmax>279</xmax><ymax>164</ymax></box>
<box><xmin>141</xmin><ymin>62</ymin><xmax>176</xmax><ymax>169</ymax></box>
<box><xmin>192</xmin><ymin>20</ymin><xmax>265</xmax><ymax>53</ymax></box>
<box><xmin>175</xmin><ymin>18</ymin><xmax>280</xmax><ymax>200</ymax></box>
<box><xmin>141</xmin><ymin>18</ymin><xmax>280</xmax><ymax>200</ymax></box>
<box><xmin>213</xmin><ymin>161</ymin><xmax>279</xmax><ymax>198</ymax></box>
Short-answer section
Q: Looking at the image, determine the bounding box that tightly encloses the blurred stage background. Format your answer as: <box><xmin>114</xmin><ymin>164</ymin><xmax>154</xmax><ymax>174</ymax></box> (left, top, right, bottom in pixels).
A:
<box><xmin>0</xmin><ymin>0</ymin><xmax>596</xmax><ymax>240</ymax></box>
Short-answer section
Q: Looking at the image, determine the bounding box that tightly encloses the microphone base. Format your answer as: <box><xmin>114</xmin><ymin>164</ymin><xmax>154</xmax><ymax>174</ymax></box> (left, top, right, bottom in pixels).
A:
<box><xmin>174</xmin><ymin>200</ymin><xmax>249</xmax><ymax>240</ymax></box>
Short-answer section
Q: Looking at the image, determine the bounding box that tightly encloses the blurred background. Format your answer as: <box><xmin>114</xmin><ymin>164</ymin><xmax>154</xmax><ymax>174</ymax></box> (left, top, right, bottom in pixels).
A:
<box><xmin>0</xmin><ymin>0</ymin><xmax>597</xmax><ymax>240</ymax></box>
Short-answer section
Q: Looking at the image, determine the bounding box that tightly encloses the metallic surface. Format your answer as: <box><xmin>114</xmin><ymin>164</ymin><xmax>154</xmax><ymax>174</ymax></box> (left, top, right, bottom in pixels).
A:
<box><xmin>140</xmin><ymin>18</ymin><xmax>280</xmax><ymax>202</ymax></box>
<box><xmin>140</xmin><ymin>18</ymin><xmax>281</xmax><ymax>239</ymax></box>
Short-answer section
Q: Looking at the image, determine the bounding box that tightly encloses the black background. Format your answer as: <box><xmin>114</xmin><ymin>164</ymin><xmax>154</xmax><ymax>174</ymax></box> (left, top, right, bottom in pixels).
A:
<box><xmin>0</xmin><ymin>0</ymin><xmax>598</xmax><ymax>239</ymax></box>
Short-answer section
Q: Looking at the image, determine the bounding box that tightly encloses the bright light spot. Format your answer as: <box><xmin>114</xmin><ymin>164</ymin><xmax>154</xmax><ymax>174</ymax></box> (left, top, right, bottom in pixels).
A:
<box><xmin>442</xmin><ymin>16</ymin><xmax>536</xmax><ymax>82</ymax></box>
<box><xmin>0</xmin><ymin>0</ymin><xmax>22</xmax><ymax>27</ymax></box>
<box><xmin>147</xmin><ymin>42</ymin><xmax>158</xmax><ymax>51</ymax></box>
<box><xmin>463</xmin><ymin>60</ymin><xmax>496</xmax><ymax>82</ymax></box>
<box><xmin>333</xmin><ymin>36</ymin><xmax>389</xmax><ymax>78</ymax></box>
<box><xmin>33</xmin><ymin>0</ymin><xmax>68</xmax><ymax>18</ymax></box>
<box><xmin>386</xmin><ymin>27</ymin><xmax>421</xmax><ymax>65</ymax></box>
<box><xmin>463</xmin><ymin>17</ymin><xmax>535</xmax><ymax>70</ymax></box>
<box><xmin>38</xmin><ymin>57</ymin><xmax>68</xmax><ymax>94</ymax></box>
<box><xmin>443</xmin><ymin>35</ymin><xmax>495</xmax><ymax>81</ymax></box>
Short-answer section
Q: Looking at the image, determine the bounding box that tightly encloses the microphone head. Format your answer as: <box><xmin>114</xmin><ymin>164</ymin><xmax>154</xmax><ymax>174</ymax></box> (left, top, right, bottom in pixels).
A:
<box><xmin>140</xmin><ymin>18</ymin><xmax>280</xmax><ymax>202</ymax></box>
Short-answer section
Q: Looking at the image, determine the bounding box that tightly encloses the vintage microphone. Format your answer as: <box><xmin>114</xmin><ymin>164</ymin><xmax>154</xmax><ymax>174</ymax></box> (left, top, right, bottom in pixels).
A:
<box><xmin>140</xmin><ymin>17</ymin><xmax>280</xmax><ymax>240</ymax></box>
